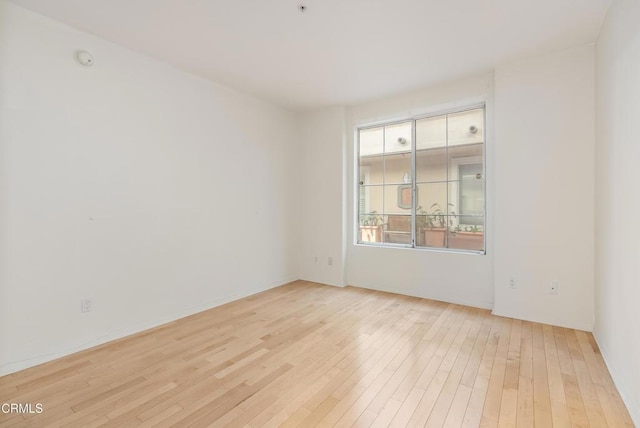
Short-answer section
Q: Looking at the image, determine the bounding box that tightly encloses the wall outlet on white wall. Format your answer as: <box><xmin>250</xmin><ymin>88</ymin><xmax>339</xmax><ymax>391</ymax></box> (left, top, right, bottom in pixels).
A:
<box><xmin>81</xmin><ymin>299</ymin><xmax>92</xmax><ymax>313</ymax></box>
<box><xmin>509</xmin><ymin>278</ymin><xmax>518</xmax><ymax>289</ymax></box>
<box><xmin>549</xmin><ymin>280</ymin><xmax>559</xmax><ymax>295</ymax></box>
<box><xmin>328</xmin><ymin>257</ymin><xmax>333</xmax><ymax>266</ymax></box>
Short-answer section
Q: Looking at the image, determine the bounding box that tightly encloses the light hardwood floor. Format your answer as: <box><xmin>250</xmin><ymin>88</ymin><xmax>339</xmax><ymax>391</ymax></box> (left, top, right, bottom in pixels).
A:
<box><xmin>0</xmin><ymin>281</ymin><xmax>634</xmax><ymax>427</ymax></box>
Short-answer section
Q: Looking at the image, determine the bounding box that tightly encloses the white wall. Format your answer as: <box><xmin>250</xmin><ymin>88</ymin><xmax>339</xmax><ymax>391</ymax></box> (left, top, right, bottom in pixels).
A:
<box><xmin>297</xmin><ymin>106</ymin><xmax>346</xmax><ymax>287</ymax></box>
<box><xmin>493</xmin><ymin>45</ymin><xmax>595</xmax><ymax>331</ymax></box>
<box><xmin>0</xmin><ymin>2</ymin><xmax>299</xmax><ymax>375</ymax></box>
<box><xmin>346</xmin><ymin>74</ymin><xmax>496</xmax><ymax>309</ymax></box>
<box><xmin>594</xmin><ymin>0</ymin><xmax>640</xmax><ymax>424</ymax></box>
<box><xmin>2</xmin><ymin>6</ymin><xmax>629</xmax><ymax>411</ymax></box>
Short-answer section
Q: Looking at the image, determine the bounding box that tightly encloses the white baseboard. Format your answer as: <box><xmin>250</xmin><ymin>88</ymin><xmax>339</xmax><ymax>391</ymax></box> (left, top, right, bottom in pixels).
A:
<box><xmin>348</xmin><ymin>282</ymin><xmax>494</xmax><ymax>310</ymax></box>
<box><xmin>490</xmin><ymin>308</ymin><xmax>594</xmax><ymax>332</ymax></box>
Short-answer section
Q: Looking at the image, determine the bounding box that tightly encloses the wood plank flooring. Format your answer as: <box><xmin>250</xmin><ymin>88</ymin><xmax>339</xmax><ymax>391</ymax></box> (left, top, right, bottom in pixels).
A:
<box><xmin>0</xmin><ymin>281</ymin><xmax>634</xmax><ymax>427</ymax></box>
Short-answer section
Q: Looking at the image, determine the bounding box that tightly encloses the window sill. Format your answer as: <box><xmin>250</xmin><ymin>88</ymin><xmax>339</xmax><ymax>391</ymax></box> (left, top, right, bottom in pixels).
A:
<box><xmin>355</xmin><ymin>241</ymin><xmax>486</xmax><ymax>256</ymax></box>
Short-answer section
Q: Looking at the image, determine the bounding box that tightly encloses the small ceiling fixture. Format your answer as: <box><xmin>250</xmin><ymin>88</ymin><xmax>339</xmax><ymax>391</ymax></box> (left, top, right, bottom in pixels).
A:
<box><xmin>74</xmin><ymin>50</ymin><xmax>94</xmax><ymax>67</ymax></box>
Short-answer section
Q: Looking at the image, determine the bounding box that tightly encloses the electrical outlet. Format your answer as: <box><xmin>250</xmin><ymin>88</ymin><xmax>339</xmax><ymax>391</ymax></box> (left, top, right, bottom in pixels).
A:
<box><xmin>81</xmin><ymin>299</ymin><xmax>92</xmax><ymax>313</ymax></box>
<box><xmin>314</xmin><ymin>256</ymin><xmax>318</xmax><ymax>263</ymax></box>
<box><xmin>509</xmin><ymin>278</ymin><xmax>518</xmax><ymax>289</ymax></box>
<box><xmin>328</xmin><ymin>257</ymin><xmax>333</xmax><ymax>266</ymax></box>
<box><xmin>549</xmin><ymin>280</ymin><xmax>559</xmax><ymax>295</ymax></box>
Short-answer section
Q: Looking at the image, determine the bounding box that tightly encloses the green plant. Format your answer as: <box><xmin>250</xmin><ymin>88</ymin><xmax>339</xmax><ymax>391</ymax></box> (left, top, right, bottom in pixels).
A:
<box><xmin>360</xmin><ymin>211</ymin><xmax>383</xmax><ymax>227</ymax></box>
<box><xmin>424</xmin><ymin>203</ymin><xmax>455</xmax><ymax>229</ymax></box>
<box><xmin>451</xmin><ymin>224</ymin><xmax>483</xmax><ymax>234</ymax></box>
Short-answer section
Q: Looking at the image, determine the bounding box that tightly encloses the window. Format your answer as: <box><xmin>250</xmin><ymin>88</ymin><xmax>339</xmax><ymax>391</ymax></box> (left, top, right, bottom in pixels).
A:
<box><xmin>357</xmin><ymin>106</ymin><xmax>485</xmax><ymax>253</ymax></box>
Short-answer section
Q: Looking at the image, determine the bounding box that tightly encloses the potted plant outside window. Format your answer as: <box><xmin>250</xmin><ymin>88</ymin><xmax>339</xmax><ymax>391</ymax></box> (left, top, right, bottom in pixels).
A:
<box><xmin>359</xmin><ymin>211</ymin><xmax>383</xmax><ymax>243</ymax></box>
<box><xmin>422</xmin><ymin>203</ymin><xmax>455</xmax><ymax>247</ymax></box>
<box><xmin>448</xmin><ymin>224</ymin><xmax>484</xmax><ymax>250</ymax></box>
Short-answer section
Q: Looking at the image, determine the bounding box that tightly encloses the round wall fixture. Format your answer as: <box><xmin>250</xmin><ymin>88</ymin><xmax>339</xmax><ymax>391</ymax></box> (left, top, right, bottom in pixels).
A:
<box><xmin>74</xmin><ymin>50</ymin><xmax>94</xmax><ymax>67</ymax></box>
<box><xmin>469</xmin><ymin>125</ymin><xmax>478</xmax><ymax>134</ymax></box>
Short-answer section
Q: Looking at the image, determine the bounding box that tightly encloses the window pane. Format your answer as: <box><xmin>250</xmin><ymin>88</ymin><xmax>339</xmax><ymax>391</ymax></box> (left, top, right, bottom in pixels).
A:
<box><xmin>359</xmin><ymin>215</ymin><xmax>383</xmax><ymax>243</ymax></box>
<box><xmin>359</xmin><ymin>181</ymin><xmax>384</xmax><ymax>244</ymax></box>
<box><xmin>359</xmin><ymin>127</ymin><xmax>383</xmax><ymax>156</ymax></box>
<box><xmin>449</xmin><ymin>174</ymin><xmax>484</xmax><ymax>225</ymax></box>
<box><xmin>384</xmin><ymin>153</ymin><xmax>412</xmax><ymax>185</ymax></box>
<box><xmin>417</xmin><ymin>218</ymin><xmax>447</xmax><ymax>248</ymax></box>
<box><xmin>359</xmin><ymin>185</ymin><xmax>384</xmax><ymax>216</ymax></box>
<box><xmin>384</xmin><ymin>122</ymin><xmax>412</xmax><ymax>154</ymax></box>
<box><xmin>447</xmin><ymin>143</ymin><xmax>483</xmax><ymax>180</ymax></box>
<box><xmin>448</xmin><ymin>216</ymin><xmax>484</xmax><ymax>251</ymax></box>
<box><xmin>416</xmin><ymin>182</ymin><xmax>447</xmax><ymax>223</ymax></box>
<box><xmin>459</xmin><ymin>164</ymin><xmax>484</xmax><ymax>221</ymax></box>
<box><xmin>416</xmin><ymin>114</ymin><xmax>446</xmax><ymax>150</ymax></box>
<box><xmin>416</xmin><ymin>146</ymin><xmax>446</xmax><ymax>183</ymax></box>
<box><xmin>383</xmin><ymin>214</ymin><xmax>412</xmax><ymax>245</ymax></box>
<box><xmin>415</xmin><ymin>183</ymin><xmax>451</xmax><ymax>248</ymax></box>
<box><xmin>384</xmin><ymin>185</ymin><xmax>412</xmax><ymax>215</ymax></box>
<box><xmin>360</xmin><ymin>154</ymin><xmax>384</xmax><ymax>185</ymax></box>
<box><xmin>447</xmin><ymin>108</ymin><xmax>484</xmax><ymax>147</ymax></box>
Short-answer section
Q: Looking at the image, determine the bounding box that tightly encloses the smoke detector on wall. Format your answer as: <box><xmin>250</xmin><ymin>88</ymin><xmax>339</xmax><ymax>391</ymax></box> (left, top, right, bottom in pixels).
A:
<box><xmin>74</xmin><ymin>50</ymin><xmax>94</xmax><ymax>67</ymax></box>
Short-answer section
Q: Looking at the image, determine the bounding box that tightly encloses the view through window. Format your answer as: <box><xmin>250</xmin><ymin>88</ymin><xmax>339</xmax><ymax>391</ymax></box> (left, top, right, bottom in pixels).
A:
<box><xmin>357</xmin><ymin>106</ymin><xmax>485</xmax><ymax>252</ymax></box>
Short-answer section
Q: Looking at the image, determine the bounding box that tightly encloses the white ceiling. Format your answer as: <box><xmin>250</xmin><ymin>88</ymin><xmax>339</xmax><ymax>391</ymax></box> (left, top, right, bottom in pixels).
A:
<box><xmin>9</xmin><ymin>0</ymin><xmax>611</xmax><ymax>111</ymax></box>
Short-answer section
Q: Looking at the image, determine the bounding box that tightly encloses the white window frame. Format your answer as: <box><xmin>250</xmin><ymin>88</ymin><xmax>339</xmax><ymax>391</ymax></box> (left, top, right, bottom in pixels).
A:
<box><xmin>355</xmin><ymin>104</ymin><xmax>486</xmax><ymax>254</ymax></box>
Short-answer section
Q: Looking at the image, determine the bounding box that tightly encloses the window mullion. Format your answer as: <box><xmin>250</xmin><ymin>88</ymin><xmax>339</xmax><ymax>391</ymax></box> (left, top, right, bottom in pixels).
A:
<box><xmin>382</xmin><ymin>126</ymin><xmax>386</xmax><ymax>244</ymax></box>
<box><xmin>445</xmin><ymin>114</ymin><xmax>450</xmax><ymax>249</ymax></box>
<box><xmin>356</xmin><ymin>130</ymin><xmax>360</xmax><ymax>242</ymax></box>
<box><xmin>411</xmin><ymin>120</ymin><xmax>417</xmax><ymax>248</ymax></box>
